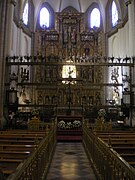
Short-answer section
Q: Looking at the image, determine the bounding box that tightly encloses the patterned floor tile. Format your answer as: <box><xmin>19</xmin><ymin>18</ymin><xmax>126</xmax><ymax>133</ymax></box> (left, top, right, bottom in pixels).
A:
<box><xmin>46</xmin><ymin>142</ymin><xmax>97</xmax><ymax>180</ymax></box>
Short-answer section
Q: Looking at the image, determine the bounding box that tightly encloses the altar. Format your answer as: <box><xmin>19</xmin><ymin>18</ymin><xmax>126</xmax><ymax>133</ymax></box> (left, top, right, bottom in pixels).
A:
<box><xmin>57</xmin><ymin>115</ymin><xmax>83</xmax><ymax>141</ymax></box>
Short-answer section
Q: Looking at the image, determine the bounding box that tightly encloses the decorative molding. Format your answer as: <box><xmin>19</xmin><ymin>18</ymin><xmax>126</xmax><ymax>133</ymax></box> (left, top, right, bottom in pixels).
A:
<box><xmin>107</xmin><ymin>18</ymin><xmax>128</xmax><ymax>38</ymax></box>
<box><xmin>18</xmin><ymin>19</ymin><xmax>23</xmax><ymax>29</ymax></box>
<box><xmin>125</xmin><ymin>0</ymin><xmax>132</xmax><ymax>6</ymax></box>
<box><xmin>10</xmin><ymin>0</ymin><xmax>17</xmax><ymax>6</ymax></box>
<box><xmin>22</xmin><ymin>24</ymin><xmax>32</xmax><ymax>37</ymax></box>
<box><xmin>13</xmin><ymin>17</ymin><xmax>32</xmax><ymax>37</ymax></box>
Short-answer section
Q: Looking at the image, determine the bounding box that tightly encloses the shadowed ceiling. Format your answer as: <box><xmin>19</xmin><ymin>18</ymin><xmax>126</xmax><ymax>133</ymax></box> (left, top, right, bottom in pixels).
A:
<box><xmin>32</xmin><ymin>0</ymin><xmax>108</xmax><ymax>13</ymax></box>
<box><xmin>32</xmin><ymin>0</ymin><xmax>108</xmax><ymax>29</ymax></box>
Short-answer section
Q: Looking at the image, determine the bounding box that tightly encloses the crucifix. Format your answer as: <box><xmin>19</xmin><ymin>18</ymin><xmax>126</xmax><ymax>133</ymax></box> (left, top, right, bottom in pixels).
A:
<box><xmin>67</xmin><ymin>67</ymin><xmax>73</xmax><ymax>114</ymax></box>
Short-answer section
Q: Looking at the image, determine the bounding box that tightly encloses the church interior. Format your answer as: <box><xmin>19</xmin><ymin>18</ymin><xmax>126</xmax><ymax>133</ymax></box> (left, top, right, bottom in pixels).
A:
<box><xmin>0</xmin><ymin>0</ymin><xmax>135</xmax><ymax>179</ymax></box>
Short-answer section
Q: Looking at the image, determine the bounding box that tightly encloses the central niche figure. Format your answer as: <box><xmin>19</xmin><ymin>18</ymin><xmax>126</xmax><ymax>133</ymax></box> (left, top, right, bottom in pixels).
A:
<box><xmin>62</xmin><ymin>59</ymin><xmax>76</xmax><ymax>84</ymax></box>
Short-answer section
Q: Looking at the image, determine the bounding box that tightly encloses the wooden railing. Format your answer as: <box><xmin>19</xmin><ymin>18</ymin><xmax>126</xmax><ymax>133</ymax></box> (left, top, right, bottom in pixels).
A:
<box><xmin>7</xmin><ymin>120</ymin><xmax>57</xmax><ymax>180</ymax></box>
<box><xmin>82</xmin><ymin>120</ymin><xmax>135</xmax><ymax>180</ymax></box>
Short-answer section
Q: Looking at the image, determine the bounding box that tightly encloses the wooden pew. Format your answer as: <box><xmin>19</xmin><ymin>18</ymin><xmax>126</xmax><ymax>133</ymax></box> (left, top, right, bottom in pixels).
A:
<box><xmin>0</xmin><ymin>131</ymin><xmax>44</xmax><ymax>145</ymax></box>
<box><xmin>0</xmin><ymin>130</ymin><xmax>48</xmax><ymax>138</ymax></box>
<box><xmin>0</xmin><ymin>151</ymin><xmax>30</xmax><ymax>159</ymax></box>
<box><xmin>119</xmin><ymin>154</ymin><xmax>135</xmax><ymax>168</ymax></box>
<box><xmin>0</xmin><ymin>131</ymin><xmax>46</xmax><ymax>137</ymax></box>
<box><xmin>102</xmin><ymin>139</ymin><xmax>135</xmax><ymax>147</ymax></box>
<box><xmin>0</xmin><ymin>134</ymin><xmax>43</xmax><ymax>141</ymax></box>
<box><xmin>0</xmin><ymin>159</ymin><xmax>23</xmax><ymax>178</ymax></box>
<box><xmin>0</xmin><ymin>144</ymin><xmax>34</xmax><ymax>151</ymax></box>
<box><xmin>113</xmin><ymin>146</ymin><xmax>135</xmax><ymax>154</ymax></box>
<box><xmin>96</xmin><ymin>131</ymin><xmax>135</xmax><ymax>169</ymax></box>
<box><xmin>0</xmin><ymin>133</ymin><xmax>45</xmax><ymax>137</ymax></box>
<box><xmin>0</xmin><ymin>139</ymin><xmax>35</xmax><ymax>145</ymax></box>
<box><xmin>97</xmin><ymin>132</ymin><xmax>135</xmax><ymax>146</ymax></box>
<box><xmin>0</xmin><ymin>130</ymin><xmax>47</xmax><ymax>178</ymax></box>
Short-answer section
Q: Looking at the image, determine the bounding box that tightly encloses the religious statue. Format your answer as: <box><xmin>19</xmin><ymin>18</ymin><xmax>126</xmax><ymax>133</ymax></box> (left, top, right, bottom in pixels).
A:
<box><xmin>9</xmin><ymin>72</ymin><xmax>18</xmax><ymax>90</ymax></box>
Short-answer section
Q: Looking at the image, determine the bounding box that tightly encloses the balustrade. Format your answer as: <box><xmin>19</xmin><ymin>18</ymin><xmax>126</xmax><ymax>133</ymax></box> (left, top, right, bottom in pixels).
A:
<box><xmin>7</xmin><ymin>119</ymin><xmax>57</xmax><ymax>180</ymax></box>
<box><xmin>82</xmin><ymin>120</ymin><xmax>135</xmax><ymax>179</ymax></box>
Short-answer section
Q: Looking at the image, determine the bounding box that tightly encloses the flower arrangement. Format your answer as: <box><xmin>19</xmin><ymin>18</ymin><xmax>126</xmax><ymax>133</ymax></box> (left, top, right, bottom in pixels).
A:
<box><xmin>98</xmin><ymin>109</ymin><xmax>106</xmax><ymax>117</ymax></box>
<box><xmin>66</xmin><ymin>122</ymin><xmax>72</xmax><ymax>129</ymax></box>
<box><xmin>57</xmin><ymin>120</ymin><xmax>66</xmax><ymax>129</ymax></box>
<box><xmin>73</xmin><ymin>120</ymin><xmax>81</xmax><ymax>128</ymax></box>
<box><xmin>57</xmin><ymin>120</ymin><xmax>81</xmax><ymax>129</ymax></box>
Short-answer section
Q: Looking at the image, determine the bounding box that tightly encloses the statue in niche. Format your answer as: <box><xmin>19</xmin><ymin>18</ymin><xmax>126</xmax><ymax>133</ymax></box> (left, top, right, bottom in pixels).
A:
<box><xmin>75</xmin><ymin>95</ymin><xmax>80</xmax><ymax>105</ymax></box>
<box><xmin>111</xmin><ymin>67</ymin><xmax>119</xmax><ymax>84</ymax></box>
<box><xmin>46</xmin><ymin>67</ymin><xmax>50</xmax><ymax>78</ymax></box>
<box><xmin>95</xmin><ymin>92</ymin><xmax>101</xmax><ymax>105</ymax></box>
<box><xmin>52</xmin><ymin>96</ymin><xmax>57</xmax><ymax>104</ymax></box>
<box><xmin>71</xmin><ymin>28</ymin><xmax>77</xmax><ymax>43</ymax></box>
<box><xmin>18</xmin><ymin>87</ymin><xmax>31</xmax><ymax>111</ymax></box>
<box><xmin>82</xmin><ymin>96</ymin><xmax>87</xmax><ymax>105</ymax></box>
<box><xmin>89</xmin><ymin>96</ymin><xmax>93</xmax><ymax>106</ymax></box>
<box><xmin>53</xmin><ymin>68</ymin><xmax>57</xmax><ymax>78</ymax></box>
<box><xmin>45</xmin><ymin>96</ymin><xmax>50</xmax><ymax>104</ymax></box>
<box><xmin>37</xmin><ymin>91</ymin><xmax>43</xmax><ymax>104</ymax></box>
<box><xmin>88</xmin><ymin>67</ymin><xmax>93</xmax><ymax>82</ymax></box>
<box><xmin>81</xmin><ymin>53</ymin><xmax>86</xmax><ymax>62</ymax></box>
<box><xmin>36</xmin><ymin>68</ymin><xmax>42</xmax><ymax>83</ymax></box>
<box><xmin>95</xmin><ymin>67</ymin><xmax>102</xmax><ymax>83</ymax></box>
<box><xmin>9</xmin><ymin>72</ymin><xmax>18</xmax><ymax>90</ymax></box>
<box><xmin>68</xmin><ymin>26</ymin><xmax>71</xmax><ymax>40</ymax></box>
<box><xmin>84</xmin><ymin>48</ymin><xmax>90</xmax><ymax>56</ymax></box>
<box><xmin>111</xmin><ymin>67</ymin><xmax>120</xmax><ymax>104</ymax></box>
<box><xmin>63</xmin><ymin>28</ymin><xmax>68</xmax><ymax>43</ymax></box>
<box><xmin>41</xmin><ymin>34</ymin><xmax>45</xmax><ymax>46</ymax></box>
<box><xmin>112</xmin><ymin>87</ymin><xmax>119</xmax><ymax>104</ymax></box>
<box><xmin>83</xmin><ymin>68</ymin><xmax>88</xmax><ymax>79</ymax></box>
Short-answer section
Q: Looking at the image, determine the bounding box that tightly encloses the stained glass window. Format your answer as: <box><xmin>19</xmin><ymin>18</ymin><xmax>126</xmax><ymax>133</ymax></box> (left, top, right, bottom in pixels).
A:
<box><xmin>40</xmin><ymin>7</ymin><xmax>50</xmax><ymax>28</ymax></box>
<box><xmin>90</xmin><ymin>8</ymin><xmax>100</xmax><ymax>28</ymax></box>
<box><xmin>23</xmin><ymin>2</ymin><xmax>29</xmax><ymax>25</ymax></box>
<box><xmin>112</xmin><ymin>1</ymin><xmax>118</xmax><ymax>27</ymax></box>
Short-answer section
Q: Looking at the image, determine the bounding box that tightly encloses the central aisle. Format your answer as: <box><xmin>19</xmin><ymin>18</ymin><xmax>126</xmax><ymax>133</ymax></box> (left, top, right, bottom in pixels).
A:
<box><xmin>46</xmin><ymin>142</ymin><xmax>97</xmax><ymax>180</ymax></box>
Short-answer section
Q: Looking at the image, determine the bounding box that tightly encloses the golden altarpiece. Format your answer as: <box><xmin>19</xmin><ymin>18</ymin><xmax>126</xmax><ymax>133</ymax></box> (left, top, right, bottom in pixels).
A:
<box><xmin>5</xmin><ymin>7</ymin><xmax>134</xmax><ymax>124</ymax></box>
<box><xmin>33</xmin><ymin>7</ymin><xmax>105</xmax><ymax>114</ymax></box>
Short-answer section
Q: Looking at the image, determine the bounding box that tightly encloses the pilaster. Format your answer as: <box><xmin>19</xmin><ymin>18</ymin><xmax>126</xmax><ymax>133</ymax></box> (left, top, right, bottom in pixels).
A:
<box><xmin>6</xmin><ymin>0</ymin><xmax>16</xmax><ymax>54</ymax></box>
<box><xmin>10</xmin><ymin>0</ymin><xmax>16</xmax><ymax>6</ymax></box>
<box><xmin>125</xmin><ymin>0</ymin><xmax>132</xmax><ymax>7</ymax></box>
<box><xmin>0</xmin><ymin>0</ymin><xmax>8</xmax><ymax>129</ymax></box>
<box><xmin>126</xmin><ymin>0</ymin><xmax>135</xmax><ymax>56</ymax></box>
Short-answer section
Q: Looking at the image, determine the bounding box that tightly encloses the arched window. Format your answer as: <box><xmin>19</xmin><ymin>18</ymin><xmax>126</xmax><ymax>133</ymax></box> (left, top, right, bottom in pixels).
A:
<box><xmin>40</xmin><ymin>7</ymin><xmax>50</xmax><ymax>28</ymax></box>
<box><xmin>90</xmin><ymin>8</ymin><xmax>100</xmax><ymax>28</ymax></box>
<box><xmin>112</xmin><ymin>1</ymin><xmax>118</xmax><ymax>27</ymax></box>
<box><xmin>23</xmin><ymin>1</ymin><xmax>29</xmax><ymax>25</ymax></box>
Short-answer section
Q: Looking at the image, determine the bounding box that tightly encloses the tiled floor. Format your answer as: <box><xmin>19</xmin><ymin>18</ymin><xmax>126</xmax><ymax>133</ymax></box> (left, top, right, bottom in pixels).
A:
<box><xmin>46</xmin><ymin>142</ymin><xmax>97</xmax><ymax>180</ymax></box>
